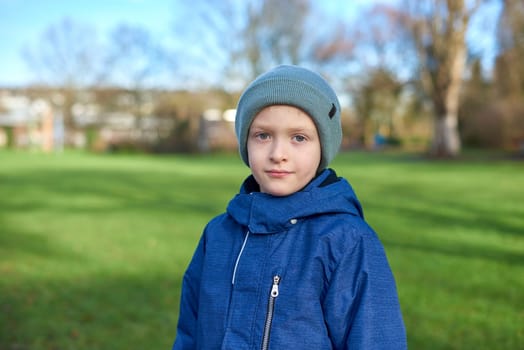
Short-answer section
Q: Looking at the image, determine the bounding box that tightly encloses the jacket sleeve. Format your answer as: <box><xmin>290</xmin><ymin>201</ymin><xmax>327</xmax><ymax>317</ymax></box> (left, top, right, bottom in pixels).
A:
<box><xmin>172</xmin><ymin>233</ymin><xmax>205</xmax><ymax>350</ymax></box>
<box><xmin>322</xmin><ymin>226</ymin><xmax>407</xmax><ymax>350</ymax></box>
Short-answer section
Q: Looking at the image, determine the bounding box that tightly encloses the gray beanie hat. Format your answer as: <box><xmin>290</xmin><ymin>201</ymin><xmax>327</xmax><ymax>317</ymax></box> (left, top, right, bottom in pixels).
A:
<box><xmin>235</xmin><ymin>65</ymin><xmax>342</xmax><ymax>170</ymax></box>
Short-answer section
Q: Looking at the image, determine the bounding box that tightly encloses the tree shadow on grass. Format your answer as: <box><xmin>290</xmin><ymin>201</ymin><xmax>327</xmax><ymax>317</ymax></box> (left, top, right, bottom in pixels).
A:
<box><xmin>1</xmin><ymin>251</ymin><xmax>520</xmax><ymax>350</ymax></box>
<box><xmin>0</xmin><ymin>168</ymin><xmax>235</xmax><ymax>217</ymax></box>
<box><xmin>370</xmin><ymin>190</ymin><xmax>524</xmax><ymax>266</ymax></box>
<box><xmin>372</xmin><ymin>180</ymin><xmax>523</xmax><ymax>236</ymax></box>
<box><xmin>359</xmin><ymin>180</ymin><xmax>524</xmax><ymax>349</ymax></box>
<box><xmin>0</xmin><ymin>164</ymin><xmax>230</xmax><ymax>349</ymax></box>
<box><xmin>1</xmin><ymin>270</ymin><xmax>182</xmax><ymax>350</ymax></box>
<box><xmin>382</xmin><ymin>233</ymin><xmax>524</xmax><ymax>267</ymax></box>
<box><xmin>372</xmin><ymin>197</ymin><xmax>524</xmax><ymax>267</ymax></box>
<box><xmin>0</xmin><ymin>224</ymin><xmax>84</xmax><ymax>262</ymax></box>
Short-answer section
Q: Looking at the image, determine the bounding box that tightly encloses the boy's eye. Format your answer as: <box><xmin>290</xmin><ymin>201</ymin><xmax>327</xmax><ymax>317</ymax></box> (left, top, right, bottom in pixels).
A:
<box><xmin>293</xmin><ymin>135</ymin><xmax>307</xmax><ymax>142</ymax></box>
<box><xmin>256</xmin><ymin>132</ymin><xmax>270</xmax><ymax>140</ymax></box>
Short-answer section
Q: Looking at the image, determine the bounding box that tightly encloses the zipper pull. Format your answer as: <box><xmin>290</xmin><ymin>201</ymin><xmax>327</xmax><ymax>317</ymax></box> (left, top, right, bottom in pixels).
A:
<box><xmin>271</xmin><ymin>275</ymin><xmax>280</xmax><ymax>297</ymax></box>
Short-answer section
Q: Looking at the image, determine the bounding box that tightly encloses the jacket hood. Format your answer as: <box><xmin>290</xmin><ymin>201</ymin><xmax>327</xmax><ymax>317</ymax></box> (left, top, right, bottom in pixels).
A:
<box><xmin>226</xmin><ymin>169</ymin><xmax>363</xmax><ymax>234</ymax></box>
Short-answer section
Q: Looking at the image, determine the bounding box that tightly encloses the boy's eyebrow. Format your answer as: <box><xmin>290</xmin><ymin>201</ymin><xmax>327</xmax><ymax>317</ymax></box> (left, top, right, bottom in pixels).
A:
<box><xmin>287</xmin><ymin>127</ymin><xmax>316</xmax><ymax>134</ymax></box>
<box><xmin>250</xmin><ymin>124</ymin><xmax>316</xmax><ymax>134</ymax></box>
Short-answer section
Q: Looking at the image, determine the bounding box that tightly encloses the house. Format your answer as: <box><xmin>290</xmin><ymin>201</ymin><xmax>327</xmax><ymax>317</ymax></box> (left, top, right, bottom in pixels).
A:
<box><xmin>0</xmin><ymin>88</ymin><xmax>239</xmax><ymax>153</ymax></box>
<box><xmin>198</xmin><ymin>108</ymin><xmax>237</xmax><ymax>152</ymax></box>
<box><xmin>0</xmin><ymin>92</ymin><xmax>64</xmax><ymax>151</ymax></box>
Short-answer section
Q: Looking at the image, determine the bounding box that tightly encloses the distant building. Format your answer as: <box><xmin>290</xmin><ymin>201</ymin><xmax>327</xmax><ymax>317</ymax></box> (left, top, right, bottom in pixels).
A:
<box><xmin>0</xmin><ymin>89</ymin><xmax>174</xmax><ymax>151</ymax></box>
<box><xmin>0</xmin><ymin>88</ymin><xmax>239</xmax><ymax>153</ymax></box>
<box><xmin>0</xmin><ymin>92</ymin><xmax>63</xmax><ymax>150</ymax></box>
<box><xmin>198</xmin><ymin>108</ymin><xmax>237</xmax><ymax>152</ymax></box>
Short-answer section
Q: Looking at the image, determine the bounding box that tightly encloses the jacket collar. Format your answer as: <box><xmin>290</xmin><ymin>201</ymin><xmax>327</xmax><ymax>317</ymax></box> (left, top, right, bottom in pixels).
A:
<box><xmin>226</xmin><ymin>169</ymin><xmax>363</xmax><ymax>234</ymax></box>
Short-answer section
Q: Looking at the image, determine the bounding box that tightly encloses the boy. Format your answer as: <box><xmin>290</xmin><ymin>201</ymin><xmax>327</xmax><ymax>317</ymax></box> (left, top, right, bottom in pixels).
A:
<box><xmin>173</xmin><ymin>65</ymin><xmax>407</xmax><ymax>349</ymax></box>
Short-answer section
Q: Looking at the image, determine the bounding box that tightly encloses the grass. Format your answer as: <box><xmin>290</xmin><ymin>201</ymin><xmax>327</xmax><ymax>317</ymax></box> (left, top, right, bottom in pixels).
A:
<box><xmin>0</xmin><ymin>150</ymin><xmax>523</xmax><ymax>349</ymax></box>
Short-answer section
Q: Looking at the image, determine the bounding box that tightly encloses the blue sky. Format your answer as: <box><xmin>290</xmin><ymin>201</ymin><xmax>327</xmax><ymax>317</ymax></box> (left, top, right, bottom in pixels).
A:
<box><xmin>0</xmin><ymin>0</ymin><xmax>408</xmax><ymax>87</ymax></box>
<box><xmin>0</xmin><ymin>0</ymin><xmax>175</xmax><ymax>86</ymax></box>
<box><xmin>0</xmin><ymin>0</ymin><xmax>501</xmax><ymax>87</ymax></box>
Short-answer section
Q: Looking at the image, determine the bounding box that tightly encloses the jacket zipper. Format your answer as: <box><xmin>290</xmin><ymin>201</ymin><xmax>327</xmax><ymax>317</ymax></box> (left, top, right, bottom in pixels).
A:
<box><xmin>226</xmin><ymin>231</ymin><xmax>250</xmax><ymax>329</ymax></box>
<box><xmin>232</xmin><ymin>231</ymin><xmax>250</xmax><ymax>285</ymax></box>
<box><xmin>261</xmin><ymin>275</ymin><xmax>280</xmax><ymax>350</ymax></box>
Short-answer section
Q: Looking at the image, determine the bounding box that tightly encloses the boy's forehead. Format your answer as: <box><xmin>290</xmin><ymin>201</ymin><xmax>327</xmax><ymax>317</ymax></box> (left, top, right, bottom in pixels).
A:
<box><xmin>249</xmin><ymin>105</ymin><xmax>318</xmax><ymax>131</ymax></box>
<box><xmin>253</xmin><ymin>105</ymin><xmax>314</xmax><ymax>120</ymax></box>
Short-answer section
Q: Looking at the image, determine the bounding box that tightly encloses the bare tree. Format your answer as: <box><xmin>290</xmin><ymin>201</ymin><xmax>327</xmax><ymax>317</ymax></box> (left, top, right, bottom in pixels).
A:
<box><xmin>494</xmin><ymin>0</ymin><xmax>524</xmax><ymax>150</ymax></box>
<box><xmin>241</xmin><ymin>0</ymin><xmax>310</xmax><ymax>77</ymax></box>
<box><xmin>172</xmin><ymin>0</ymin><xmax>313</xmax><ymax>87</ymax></box>
<box><xmin>495</xmin><ymin>0</ymin><xmax>524</xmax><ymax>98</ymax></box>
<box><xmin>323</xmin><ymin>5</ymin><xmax>406</xmax><ymax>148</ymax></box>
<box><xmin>100</xmin><ymin>23</ymin><xmax>168</xmax><ymax>137</ymax></box>
<box><xmin>103</xmin><ymin>24</ymin><xmax>167</xmax><ymax>90</ymax></box>
<box><xmin>22</xmin><ymin>18</ymin><xmax>103</xmax><ymax>134</ymax></box>
<box><xmin>399</xmin><ymin>0</ymin><xmax>482</xmax><ymax>157</ymax></box>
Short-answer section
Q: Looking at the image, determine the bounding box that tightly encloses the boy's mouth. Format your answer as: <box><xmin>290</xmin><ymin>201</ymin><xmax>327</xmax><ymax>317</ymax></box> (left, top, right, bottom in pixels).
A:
<box><xmin>266</xmin><ymin>170</ymin><xmax>292</xmax><ymax>178</ymax></box>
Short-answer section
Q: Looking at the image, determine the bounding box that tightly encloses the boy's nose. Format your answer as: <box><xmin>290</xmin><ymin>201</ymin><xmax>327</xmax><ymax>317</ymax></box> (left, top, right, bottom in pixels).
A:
<box><xmin>269</xmin><ymin>139</ymin><xmax>287</xmax><ymax>162</ymax></box>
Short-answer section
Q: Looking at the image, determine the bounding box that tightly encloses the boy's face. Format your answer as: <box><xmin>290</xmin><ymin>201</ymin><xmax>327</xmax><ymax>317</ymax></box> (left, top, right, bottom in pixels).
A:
<box><xmin>247</xmin><ymin>105</ymin><xmax>321</xmax><ymax>196</ymax></box>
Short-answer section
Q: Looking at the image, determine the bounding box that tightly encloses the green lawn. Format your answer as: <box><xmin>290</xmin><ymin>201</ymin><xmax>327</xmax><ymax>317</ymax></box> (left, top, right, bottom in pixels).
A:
<box><xmin>1</xmin><ymin>150</ymin><xmax>523</xmax><ymax>349</ymax></box>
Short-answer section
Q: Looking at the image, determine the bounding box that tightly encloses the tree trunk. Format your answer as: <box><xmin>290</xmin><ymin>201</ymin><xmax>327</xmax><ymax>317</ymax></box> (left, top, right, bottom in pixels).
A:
<box><xmin>432</xmin><ymin>113</ymin><xmax>461</xmax><ymax>157</ymax></box>
<box><xmin>430</xmin><ymin>36</ymin><xmax>465</xmax><ymax>157</ymax></box>
<box><xmin>401</xmin><ymin>0</ymin><xmax>480</xmax><ymax>157</ymax></box>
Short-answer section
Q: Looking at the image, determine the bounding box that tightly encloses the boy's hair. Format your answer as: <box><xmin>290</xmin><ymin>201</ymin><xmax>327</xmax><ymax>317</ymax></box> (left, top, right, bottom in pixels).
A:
<box><xmin>235</xmin><ymin>65</ymin><xmax>342</xmax><ymax>170</ymax></box>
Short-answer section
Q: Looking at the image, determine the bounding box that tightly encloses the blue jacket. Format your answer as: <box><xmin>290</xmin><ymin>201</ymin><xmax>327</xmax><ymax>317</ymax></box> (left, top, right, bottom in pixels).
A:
<box><xmin>173</xmin><ymin>169</ymin><xmax>407</xmax><ymax>349</ymax></box>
